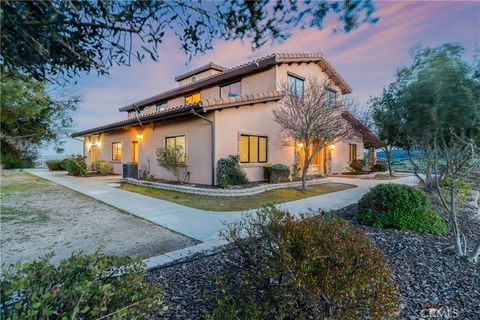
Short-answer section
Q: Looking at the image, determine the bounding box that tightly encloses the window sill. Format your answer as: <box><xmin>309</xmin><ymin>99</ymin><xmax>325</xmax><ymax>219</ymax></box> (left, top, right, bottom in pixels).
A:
<box><xmin>241</xmin><ymin>163</ymin><xmax>270</xmax><ymax>168</ymax></box>
<box><xmin>110</xmin><ymin>160</ymin><xmax>122</xmax><ymax>163</ymax></box>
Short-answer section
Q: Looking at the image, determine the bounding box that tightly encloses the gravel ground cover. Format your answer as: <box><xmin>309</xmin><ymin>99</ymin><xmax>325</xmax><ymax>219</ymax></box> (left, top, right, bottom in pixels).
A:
<box><xmin>148</xmin><ymin>205</ymin><xmax>480</xmax><ymax>319</ymax></box>
<box><xmin>1</xmin><ymin>171</ymin><xmax>197</xmax><ymax>265</ymax></box>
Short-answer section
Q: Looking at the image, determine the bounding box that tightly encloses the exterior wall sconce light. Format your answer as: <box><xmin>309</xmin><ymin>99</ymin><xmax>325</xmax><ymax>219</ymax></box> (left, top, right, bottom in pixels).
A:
<box><xmin>96</xmin><ymin>141</ymin><xmax>101</xmax><ymax>148</ymax></box>
<box><xmin>329</xmin><ymin>144</ymin><xmax>335</xmax><ymax>150</ymax></box>
<box><xmin>136</xmin><ymin>134</ymin><xmax>143</xmax><ymax>140</ymax></box>
<box><xmin>296</xmin><ymin>142</ymin><xmax>304</xmax><ymax>150</ymax></box>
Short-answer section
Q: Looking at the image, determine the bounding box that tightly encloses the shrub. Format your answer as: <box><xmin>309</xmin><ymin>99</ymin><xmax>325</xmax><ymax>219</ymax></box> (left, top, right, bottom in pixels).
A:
<box><xmin>348</xmin><ymin>159</ymin><xmax>365</xmax><ymax>174</ymax></box>
<box><xmin>156</xmin><ymin>146</ymin><xmax>189</xmax><ymax>183</ymax></box>
<box><xmin>0</xmin><ymin>251</ymin><xmax>164</xmax><ymax>319</ymax></box>
<box><xmin>45</xmin><ymin>160</ymin><xmax>62</xmax><ymax>171</ymax></box>
<box><xmin>91</xmin><ymin>159</ymin><xmax>113</xmax><ymax>175</ymax></box>
<box><xmin>216</xmin><ymin>155</ymin><xmax>248</xmax><ymax>188</ymax></box>
<box><xmin>371</xmin><ymin>161</ymin><xmax>388</xmax><ymax>172</ymax></box>
<box><xmin>358</xmin><ymin>184</ymin><xmax>447</xmax><ymax>235</ymax></box>
<box><xmin>267</xmin><ymin>163</ymin><xmax>290</xmax><ymax>183</ymax></box>
<box><xmin>66</xmin><ymin>155</ymin><xmax>87</xmax><ymax>176</ymax></box>
<box><xmin>208</xmin><ymin>207</ymin><xmax>399</xmax><ymax>319</ymax></box>
<box><xmin>291</xmin><ymin>163</ymin><xmax>301</xmax><ymax>180</ymax></box>
<box><xmin>263</xmin><ymin>164</ymin><xmax>272</xmax><ymax>182</ymax></box>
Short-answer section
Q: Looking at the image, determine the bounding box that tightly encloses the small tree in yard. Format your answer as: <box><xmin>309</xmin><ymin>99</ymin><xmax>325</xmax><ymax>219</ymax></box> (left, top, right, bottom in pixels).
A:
<box><xmin>156</xmin><ymin>145</ymin><xmax>189</xmax><ymax>183</ymax></box>
<box><xmin>273</xmin><ymin>78</ymin><xmax>351</xmax><ymax>191</ymax></box>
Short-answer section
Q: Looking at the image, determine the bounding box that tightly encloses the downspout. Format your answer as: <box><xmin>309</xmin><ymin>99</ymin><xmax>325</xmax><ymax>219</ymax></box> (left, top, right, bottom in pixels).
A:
<box><xmin>190</xmin><ymin>108</ymin><xmax>215</xmax><ymax>186</ymax></box>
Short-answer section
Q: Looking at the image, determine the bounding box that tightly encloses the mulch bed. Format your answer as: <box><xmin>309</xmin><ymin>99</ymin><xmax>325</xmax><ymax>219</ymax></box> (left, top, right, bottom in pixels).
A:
<box><xmin>147</xmin><ymin>205</ymin><xmax>480</xmax><ymax>319</ymax></box>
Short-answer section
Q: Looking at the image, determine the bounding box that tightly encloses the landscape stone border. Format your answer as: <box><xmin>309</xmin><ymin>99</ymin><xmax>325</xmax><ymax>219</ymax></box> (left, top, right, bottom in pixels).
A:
<box><xmin>123</xmin><ymin>177</ymin><xmax>333</xmax><ymax>197</ymax></box>
<box><xmin>144</xmin><ymin>239</ymin><xmax>228</xmax><ymax>270</ymax></box>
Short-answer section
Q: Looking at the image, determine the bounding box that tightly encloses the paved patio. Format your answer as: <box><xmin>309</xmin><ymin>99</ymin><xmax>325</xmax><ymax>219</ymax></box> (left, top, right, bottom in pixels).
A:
<box><xmin>26</xmin><ymin>169</ymin><xmax>418</xmax><ymax>242</ymax></box>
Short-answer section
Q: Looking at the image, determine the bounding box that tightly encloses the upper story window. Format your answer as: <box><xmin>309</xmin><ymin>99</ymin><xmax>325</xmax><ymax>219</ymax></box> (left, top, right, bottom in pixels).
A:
<box><xmin>191</xmin><ymin>76</ymin><xmax>197</xmax><ymax>83</ymax></box>
<box><xmin>112</xmin><ymin>142</ymin><xmax>122</xmax><ymax>161</ymax></box>
<box><xmin>287</xmin><ymin>74</ymin><xmax>304</xmax><ymax>97</ymax></box>
<box><xmin>185</xmin><ymin>92</ymin><xmax>201</xmax><ymax>104</ymax></box>
<box><xmin>165</xmin><ymin>135</ymin><xmax>186</xmax><ymax>163</ymax></box>
<box><xmin>239</xmin><ymin>134</ymin><xmax>267</xmax><ymax>163</ymax></box>
<box><xmin>156</xmin><ymin>102</ymin><xmax>167</xmax><ymax>112</ymax></box>
<box><xmin>326</xmin><ymin>89</ymin><xmax>336</xmax><ymax>107</ymax></box>
<box><xmin>220</xmin><ymin>81</ymin><xmax>241</xmax><ymax>98</ymax></box>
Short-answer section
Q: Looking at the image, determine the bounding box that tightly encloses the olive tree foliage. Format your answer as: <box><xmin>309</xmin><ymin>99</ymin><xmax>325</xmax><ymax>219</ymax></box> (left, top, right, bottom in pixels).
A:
<box><xmin>156</xmin><ymin>145</ymin><xmax>189</xmax><ymax>183</ymax></box>
<box><xmin>1</xmin><ymin>0</ymin><xmax>378</xmax><ymax>83</ymax></box>
<box><xmin>371</xmin><ymin>43</ymin><xmax>480</xmax><ymax>262</ymax></box>
<box><xmin>273</xmin><ymin>78</ymin><xmax>352</xmax><ymax>191</ymax></box>
<box><xmin>0</xmin><ymin>74</ymin><xmax>80</xmax><ymax>168</ymax></box>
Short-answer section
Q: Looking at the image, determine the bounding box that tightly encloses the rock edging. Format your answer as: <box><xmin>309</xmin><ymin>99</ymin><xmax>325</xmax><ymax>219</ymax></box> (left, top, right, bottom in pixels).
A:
<box><xmin>124</xmin><ymin>177</ymin><xmax>332</xmax><ymax>197</ymax></box>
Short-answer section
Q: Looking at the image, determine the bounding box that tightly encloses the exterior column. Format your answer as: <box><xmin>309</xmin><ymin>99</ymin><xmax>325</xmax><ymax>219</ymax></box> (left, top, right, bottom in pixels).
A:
<box><xmin>368</xmin><ymin>147</ymin><xmax>376</xmax><ymax>170</ymax></box>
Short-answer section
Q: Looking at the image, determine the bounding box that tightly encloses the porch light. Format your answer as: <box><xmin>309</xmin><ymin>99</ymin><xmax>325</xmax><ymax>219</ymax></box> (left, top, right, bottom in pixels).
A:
<box><xmin>297</xmin><ymin>142</ymin><xmax>304</xmax><ymax>149</ymax></box>
<box><xmin>329</xmin><ymin>144</ymin><xmax>335</xmax><ymax>150</ymax></box>
<box><xmin>96</xmin><ymin>141</ymin><xmax>101</xmax><ymax>148</ymax></box>
<box><xmin>87</xmin><ymin>142</ymin><xmax>92</xmax><ymax>148</ymax></box>
<box><xmin>136</xmin><ymin>134</ymin><xmax>143</xmax><ymax>140</ymax></box>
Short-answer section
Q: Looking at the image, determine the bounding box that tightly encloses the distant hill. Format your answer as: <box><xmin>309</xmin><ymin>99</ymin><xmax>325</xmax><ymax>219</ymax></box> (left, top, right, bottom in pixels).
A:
<box><xmin>376</xmin><ymin>149</ymin><xmax>421</xmax><ymax>162</ymax></box>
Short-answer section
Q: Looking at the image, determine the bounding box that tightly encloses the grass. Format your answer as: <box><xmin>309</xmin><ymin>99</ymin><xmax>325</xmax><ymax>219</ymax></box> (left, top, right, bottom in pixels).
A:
<box><xmin>118</xmin><ymin>183</ymin><xmax>355</xmax><ymax>211</ymax></box>
<box><xmin>1</xmin><ymin>170</ymin><xmax>54</xmax><ymax>224</ymax></box>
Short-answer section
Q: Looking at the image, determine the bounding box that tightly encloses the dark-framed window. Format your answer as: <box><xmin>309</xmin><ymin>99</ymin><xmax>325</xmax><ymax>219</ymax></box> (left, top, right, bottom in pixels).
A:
<box><xmin>240</xmin><ymin>135</ymin><xmax>267</xmax><ymax>163</ymax></box>
<box><xmin>326</xmin><ymin>89</ymin><xmax>336</xmax><ymax>107</ymax></box>
<box><xmin>348</xmin><ymin>144</ymin><xmax>357</xmax><ymax>161</ymax></box>
<box><xmin>112</xmin><ymin>142</ymin><xmax>122</xmax><ymax>161</ymax></box>
<box><xmin>156</xmin><ymin>102</ymin><xmax>167</xmax><ymax>112</ymax></box>
<box><xmin>165</xmin><ymin>135</ymin><xmax>186</xmax><ymax>163</ymax></box>
<box><xmin>287</xmin><ymin>74</ymin><xmax>304</xmax><ymax>97</ymax></box>
<box><xmin>220</xmin><ymin>81</ymin><xmax>241</xmax><ymax>98</ymax></box>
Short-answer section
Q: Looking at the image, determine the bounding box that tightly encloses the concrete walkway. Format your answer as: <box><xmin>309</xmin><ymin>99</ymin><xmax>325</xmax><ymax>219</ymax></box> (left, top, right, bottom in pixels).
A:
<box><xmin>26</xmin><ymin>169</ymin><xmax>418</xmax><ymax>242</ymax></box>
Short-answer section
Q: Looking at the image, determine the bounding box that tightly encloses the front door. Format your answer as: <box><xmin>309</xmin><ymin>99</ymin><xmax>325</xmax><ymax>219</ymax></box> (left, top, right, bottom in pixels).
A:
<box><xmin>91</xmin><ymin>145</ymin><xmax>98</xmax><ymax>162</ymax></box>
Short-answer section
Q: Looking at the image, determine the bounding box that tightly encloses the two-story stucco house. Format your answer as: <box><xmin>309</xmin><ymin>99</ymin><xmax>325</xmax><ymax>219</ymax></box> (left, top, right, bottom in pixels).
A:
<box><xmin>72</xmin><ymin>53</ymin><xmax>379</xmax><ymax>185</ymax></box>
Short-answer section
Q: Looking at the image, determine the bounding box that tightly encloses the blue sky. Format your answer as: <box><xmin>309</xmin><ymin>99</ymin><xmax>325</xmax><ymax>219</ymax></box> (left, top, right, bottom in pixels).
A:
<box><xmin>43</xmin><ymin>0</ymin><xmax>480</xmax><ymax>157</ymax></box>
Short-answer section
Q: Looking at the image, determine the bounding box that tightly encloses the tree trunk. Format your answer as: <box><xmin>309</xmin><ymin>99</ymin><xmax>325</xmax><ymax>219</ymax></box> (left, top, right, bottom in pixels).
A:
<box><xmin>385</xmin><ymin>146</ymin><xmax>393</xmax><ymax>177</ymax></box>
<box><xmin>450</xmin><ymin>187</ymin><xmax>465</xmax><ymax>257</ymax></box>
<box><xmin>301</xmin><ymin>143</ymin><xmax>310</xmax><ymax>191</ymax></box>
<box><xmin>468</xmin><ymin>239</ymin><xmax>480</xmax><ymax>263</ymax></box>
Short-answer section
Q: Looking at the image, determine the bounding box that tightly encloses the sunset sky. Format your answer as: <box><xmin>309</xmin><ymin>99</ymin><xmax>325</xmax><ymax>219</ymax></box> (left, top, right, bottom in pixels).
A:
<box><xmin>45</xmin><ymin>0</ymin><xmax>480</xmax><ymax>156</ymax></box>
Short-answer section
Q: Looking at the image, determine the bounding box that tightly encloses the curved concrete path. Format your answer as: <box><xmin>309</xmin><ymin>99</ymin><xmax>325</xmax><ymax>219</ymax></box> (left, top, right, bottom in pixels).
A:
<box><xmin>26</xmin><ymin>169</ymin><xmax>418</xmax><ymax>242</ymax></box>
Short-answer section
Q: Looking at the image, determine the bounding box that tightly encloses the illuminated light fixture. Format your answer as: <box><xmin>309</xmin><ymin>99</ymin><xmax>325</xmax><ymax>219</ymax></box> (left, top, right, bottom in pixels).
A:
<box><xmin>329</xmin><ymin>144</ymin><xmax>335</xmax><ymax>150</ymax></box>
<box><xmin>96</xmin><ymin>141</ymin><xmax>101</xmax><ymax>148</ymax></box>
<box><xmin>87</xmin><ymin>142</ymin><xmax>92</xmax><ymax>148</ymax></box>
<box><xmin>297</xmin><ymin>142</ymin><xmax>304</xmax><ymax>149</ymax></box>
<box><xmin>136</xmin><ymin>134</ymin><xmax>143</xmax><ymax>140</ymax></box>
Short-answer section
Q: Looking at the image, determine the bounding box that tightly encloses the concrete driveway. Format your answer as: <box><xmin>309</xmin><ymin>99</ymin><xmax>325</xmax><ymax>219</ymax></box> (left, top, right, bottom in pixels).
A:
<box><xmin>26</xmin><ymin>169</ymin><xmax>418</xmax><ymax>242</ymax></box>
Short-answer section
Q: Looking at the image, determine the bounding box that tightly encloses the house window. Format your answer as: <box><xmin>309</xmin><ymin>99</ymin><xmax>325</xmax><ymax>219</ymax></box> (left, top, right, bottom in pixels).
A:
<box><xmin>220</xmin><ymin>81</ymin><xmax>241</xmax><ymax>98</ymax></box>
<box><xmin>191</xmin><ymin>76</ymin><xmax>197</xmax><ymax>83</ymax></box>
<box><xmin>131</xmin><ymin>141</ymin><xmax>138</xmax><ymax>162</ymax></box>
<box><xmin>239</xmin><ymin>135</ymin><xmax>267</xmax><ymax>163</ymax></box>
<box><xmin>112</xmin><ymin>142</ymin><xmax>122</xmax><ymax>161</ymax></box>
<box><xmin>348</xmin><ymin>144</ymin><xmax>357</xmax><ymax>161</ymax></box>
<box><xmin>287</xmin><ymin>74</ymin><xmax>304</xmax><ymax>97</ymax></box>
<box><xmin>326</xmin><ymin>89</ymin><xmax>336</xmax><ymax>107</ymax></box>
<box><xmin>165</xmin><ymin>135</ymin><xmax>186</xmax><ymax>163</ymax></box>
<box><xmin>156</xmin><ymin>102</ymin><xmax>167</xmax><ymax>112</ymax></box>
<box><xmin>185</xmin><ymin>92</ymin><xmax>201</xmax><ymax>104</ymax></box>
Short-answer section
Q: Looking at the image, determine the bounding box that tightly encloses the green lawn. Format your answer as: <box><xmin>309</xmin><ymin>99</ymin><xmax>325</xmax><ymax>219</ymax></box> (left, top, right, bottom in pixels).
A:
<box><xmin>118</xmin><ymin>183</ymin><xmax>355</xmax><ymax>211</ymax></box>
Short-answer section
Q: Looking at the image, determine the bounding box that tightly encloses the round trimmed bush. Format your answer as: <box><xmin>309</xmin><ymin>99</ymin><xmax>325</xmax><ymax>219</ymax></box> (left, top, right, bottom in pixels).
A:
<box><xmin>216</xmin><ymin>155</ymin><xmax>248</xmax><ymax>188</ymax></box>
<box><xmin>357</xmin><ymin>184</ymin><xmax>447</xmax><ymax>235</ymax></box>
<box><xmin>268</xmin><ymin>163</ymin><xmax>290</xmax><ymax>183</ymax></box>
<box><xmin>371</xmin><ymin>162</ymin><xmax>387</xmax><ymax>172</ymax></box>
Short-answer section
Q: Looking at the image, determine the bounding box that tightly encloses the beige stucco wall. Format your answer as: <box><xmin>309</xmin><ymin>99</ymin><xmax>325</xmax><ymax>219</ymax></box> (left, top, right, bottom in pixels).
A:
<box><xmin>330</xmin><ymin>135</ymin><xmax>364</xmax><ymax>174</ymax></box>
<box><xmin>214</xmin><ymin>101</ymin><xmax>295</xmax><ymax>182</ymax></box>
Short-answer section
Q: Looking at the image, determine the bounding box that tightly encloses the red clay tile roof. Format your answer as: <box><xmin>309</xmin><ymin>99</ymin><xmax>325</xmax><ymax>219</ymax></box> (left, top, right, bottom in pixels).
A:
<box><xmin>119</xmin><ymin>53</ymin><xmax>352</xmax><ymax>112</ymax></box>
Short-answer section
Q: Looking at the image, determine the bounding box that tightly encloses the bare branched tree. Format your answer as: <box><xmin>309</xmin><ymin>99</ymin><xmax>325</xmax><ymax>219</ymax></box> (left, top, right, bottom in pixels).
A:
<box><xmin>431</xmin><ymin>132</ymin><xmax>480</xmax><ymax>262</ymax></box>
<box><xmin>273</xmin><ymin>78</ymin><xmax>352</xmax><ymax>191</ymax></box>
